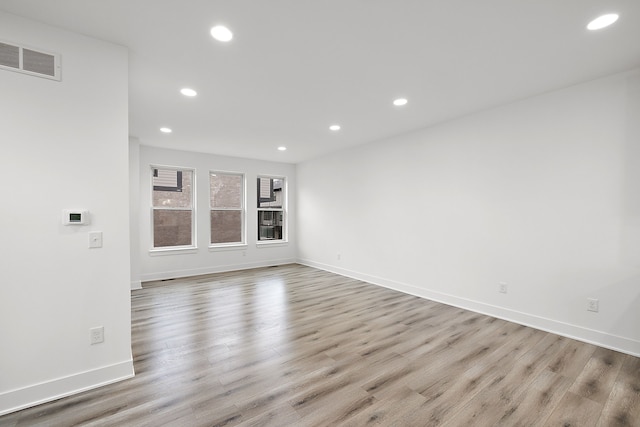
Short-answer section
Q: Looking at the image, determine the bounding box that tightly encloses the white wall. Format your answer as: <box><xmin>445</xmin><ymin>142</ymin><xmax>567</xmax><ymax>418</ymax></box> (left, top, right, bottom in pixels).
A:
<box><xmin>297</xmin><ymin>69</ymin><xmax>640</xmax><ymax>356</ymax></box>
<box><xmin>0</xmin><ymin>12</ymin><xmax>133</xmax><ymax>414</ymax></box>
<box><xmin>129</xmin><ymin>138</ymin><xmax>141</xmax><ymax>289</ymax></box>
<box><xmin>135</xmin><ymin>146</ymin><xmax>297</xmax><ymax>281</ymax></box>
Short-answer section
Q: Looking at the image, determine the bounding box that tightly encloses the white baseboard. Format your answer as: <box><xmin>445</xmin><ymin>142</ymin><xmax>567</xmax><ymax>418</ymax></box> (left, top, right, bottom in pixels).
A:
<box><xmin>0</xmin><ymin>359</ymin><xmax>134</xmax><ymax>416</ymax></box>
<box><xmin>130</xmin><ymin>280</ymin><xmax>142</xmax><ymax>290</ymax></box>
<box><xmin>298</xmin><ymin>259</ymin><xmax>640</xmax><ymax>358</ymax></box>
<box><xmin>138</xmin><ymin>258</ymin><xmax>297</xmax><ymax>283</ymax></box>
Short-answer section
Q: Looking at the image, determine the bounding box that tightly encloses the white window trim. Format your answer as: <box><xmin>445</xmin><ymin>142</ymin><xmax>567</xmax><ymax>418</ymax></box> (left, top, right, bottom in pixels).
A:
<box><xmin>256</xmin><ymin>240</ymin><xmax>288</xmax><ymax>247</ymax></box>
<box><xmin>149</xmin><ymin>165</ymin><xmax>197</xmax><ymax>253</ymax></box>
<box><xmin>209</xmin><ymin>170</ymin><xmax>246</xmax><ymax>248</ymax></box>
<box><xmin>149</xmin><ymin>247</ymin><xmax>199</xmax><ymax>256</ymax></box>
<box><xmin>256</xmin><ymin>175</ymin><xmax>288</xmax><ymax>246</ymax></box>
<box><xmin>209</xmin><ymin>243</ymin><xmax>249</xmax><ymax>252</ymax></box>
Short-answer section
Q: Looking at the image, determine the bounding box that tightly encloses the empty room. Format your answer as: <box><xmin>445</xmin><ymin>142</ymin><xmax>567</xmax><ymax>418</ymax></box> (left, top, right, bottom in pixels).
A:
<box><xmin>1</xmin><ymin>1</ymin><xmax>639</xmax><ymax>426</ymax></box>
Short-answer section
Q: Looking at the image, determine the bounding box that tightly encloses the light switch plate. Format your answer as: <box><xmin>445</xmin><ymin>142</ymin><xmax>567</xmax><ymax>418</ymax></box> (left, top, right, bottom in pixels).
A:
<box><xmin>89</xmin><ymin>231</ymin><xmax>103</xmax><ymax>248</ymax></box>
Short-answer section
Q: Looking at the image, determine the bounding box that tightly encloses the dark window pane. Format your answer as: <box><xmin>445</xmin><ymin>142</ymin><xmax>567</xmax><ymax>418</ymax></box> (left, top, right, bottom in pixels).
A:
<box><xmin>211</xmin><ymin>210</ymin><xmax>242</xmax><ymax>244</ymax></box>
<box><xmin>258</xmin><ymin>210</ymin><xmax>283</xmax><ymax>241</ymax></box>
<box><xmin>153</xmin><ymin>210</ymin><xmax>192</xmax><ymax>247</ymax></box>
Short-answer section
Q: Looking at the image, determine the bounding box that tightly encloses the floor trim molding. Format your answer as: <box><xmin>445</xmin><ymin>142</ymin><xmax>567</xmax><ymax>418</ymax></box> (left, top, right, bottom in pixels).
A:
<box><xmin>0</xmin><ymin>359</ymin><xmax>134</xmax><ymax>416</ymax></box>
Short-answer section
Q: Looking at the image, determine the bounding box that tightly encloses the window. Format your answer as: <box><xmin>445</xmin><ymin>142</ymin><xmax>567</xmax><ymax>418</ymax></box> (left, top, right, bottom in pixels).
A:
<box><xmin>151</xmin><ymin>167</ymin><xmax>194</xmax><ymax>249</ymax></box>
<box><xmin>257</xmin><ymin>176</ymin><xmax>285</xmax><ymax>242</ymax></box>
<box><xmin>210</xmin><ymin>172</ymin><xmax>244</xmax><ymax>245</ymax></box>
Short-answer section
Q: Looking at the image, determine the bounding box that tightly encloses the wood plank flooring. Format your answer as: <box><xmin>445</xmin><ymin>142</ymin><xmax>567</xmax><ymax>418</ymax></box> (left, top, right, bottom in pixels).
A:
<box><xmin>2</xmin><ymin>264</ymin><xmax>639</xmax><ymax>426</ymax></box>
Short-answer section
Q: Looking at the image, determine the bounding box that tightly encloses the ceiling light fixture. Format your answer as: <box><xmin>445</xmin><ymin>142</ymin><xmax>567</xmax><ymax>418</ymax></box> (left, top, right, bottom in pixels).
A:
<box><xmin>329</xmin><ymin>124</ymin><xmax>341</xmax><ymax>131</ymax></box>
<box><xmin>393</xmin><ymin>98</ymin><xmax>408</xmax><ymax>106</ymax></box>
<box><xmin>211</xmin><ymin>25</ymin><xmax>233</xmax><ymax>42</ymax></box>
<box><xmin>180</xmin><ymin>88</ymin><xmax>197</xmax><ymax>97</ymax></box>
<box><xmin>278</xmin><ymin>146</ymin><xmax>287</xmax><ymax>151</ymax></box>
<box><xmin>160</xmin><ymin>127</ymin><xmax>172</xmax><ymax>133</ymax></box>
<box><xmin>587</xmin><ymin>13</ymin><xmax>619</xmax><ymax>30</ymax></box>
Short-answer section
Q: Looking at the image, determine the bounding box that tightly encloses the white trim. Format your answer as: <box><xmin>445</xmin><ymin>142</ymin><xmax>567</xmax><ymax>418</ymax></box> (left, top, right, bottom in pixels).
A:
<box><xmin>297</xmin><ymin>259</ymin><xmax>640</xmax><ymax>358</ymax></box>
<box><xmin>209</xmin><ymin>243</ymin><xmax>248</xmax><ymax>252</ymax></box>
<box><xmin>139</xmin><ymin>259</ymin><xmax>296</xmax><ymax>282</ymax></box>
<box><xmin>130</xmin><ymin>280</ymin><xmax>142</xmax><ymax>290</ymax></box>
<box><xmin>148</xmin><ymin>246</ymin><xmax>198</xmax><ymax>256</ymax></box>
<box><xmin>256</xmin><ymin>240</ymin><xmax>288</xmax><ymax>247</ymax></box>
<box><xmin>0</xmin><ymin>359</ymin><xmax>134</xmax><ymax>416</ymax></box>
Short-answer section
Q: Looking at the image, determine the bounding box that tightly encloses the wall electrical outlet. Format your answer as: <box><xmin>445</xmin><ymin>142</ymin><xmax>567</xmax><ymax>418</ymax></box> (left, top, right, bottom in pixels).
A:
<box><xmin>498</xmin><ymin>282</ymin><xmax>508</xmax><ymax>294</ymax></box>
<box><xmin>587</xmin><ymin>298</ymin><xmax>599</xmax><ymax>312</ymax></box>
<box><xmin>90</xmin><ymin>326</ymin><xmax>104</xmax><ymax>345</ymax></box>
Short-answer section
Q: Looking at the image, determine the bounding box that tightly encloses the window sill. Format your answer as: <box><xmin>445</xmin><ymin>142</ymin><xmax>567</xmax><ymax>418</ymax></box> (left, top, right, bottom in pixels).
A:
<box><xmin>149</xmin><ymin>246</ymin><xmax>198</xmax><ymax>256</ymax></box>
<box><xmin>209</xmin><ymin>243</ymin><xmax>248</xmax><ymax>252</ymax></box>
<box><xmin>256</xmin><ymin>240</ymin><xmax>288</xmax><ymax>248</ymax></box>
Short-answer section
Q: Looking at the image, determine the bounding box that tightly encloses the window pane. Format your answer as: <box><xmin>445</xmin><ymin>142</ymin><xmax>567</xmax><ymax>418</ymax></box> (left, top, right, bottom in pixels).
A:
<box><xmin>153</xmin><ymin>168</ymin><xmax>192</xmax><ymax>208</ymax></box>
<box><xmin>211</xmin><ymin>210</ymin><xmax>242</xmax><ymax>244</ymax></box>
<box><xmin>210</xmin><ymin>173</ymin><xmax>242</xmax><ymax>208</ymax></box>
<box><xmin>258</xmin><ymin>210</ymin><xmax>283</xmax><ymax>240</ymax></box>
<box><xmin>258</xmin><ymin>177</ymin><xmax>283</xmax><ymax>208</ymax></box>
<box><xmin>153</xmin><ymin>210</ymin><xmax>192</xmax><ymax>247</ymax></box>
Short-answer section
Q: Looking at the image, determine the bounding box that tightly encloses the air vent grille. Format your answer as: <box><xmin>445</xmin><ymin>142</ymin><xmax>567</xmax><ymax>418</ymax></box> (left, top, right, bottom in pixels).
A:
<box><xmin>23</xmin><ymin>48</ymin><xmax>56</xmax><ymax>77</ymax></box>
<box><xmin>0</xmin><ymin>42</ymin><xmax>20</xmax><ymax>69</ymax></box>
<box><xmin>0</xmin><ymin>41</ymin><xmax>60</xmax><ymax>81</ymax></box>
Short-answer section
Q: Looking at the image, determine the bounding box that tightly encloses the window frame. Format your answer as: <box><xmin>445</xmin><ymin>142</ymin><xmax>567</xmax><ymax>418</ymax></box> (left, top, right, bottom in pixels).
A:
<box><xmin>209</xmin><ymin>170</ymin><xmax>247</xmax><ymax>249</ymax></box>
<box><xmin>256</xmin><ymin>175</ymin><xmax>287</xmax><ymax>245</ymax></box>
<box><xmin>149</xmin><ymin>165</ymin><xmax>197</xmax><ymax>253</ymax></box>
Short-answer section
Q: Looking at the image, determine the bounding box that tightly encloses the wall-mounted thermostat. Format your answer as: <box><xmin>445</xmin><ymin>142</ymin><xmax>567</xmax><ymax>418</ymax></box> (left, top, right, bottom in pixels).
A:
<box><xmin>62</xmin><ymin>210</ymin><xmax>89</xmax><ymax>225</ymax></box>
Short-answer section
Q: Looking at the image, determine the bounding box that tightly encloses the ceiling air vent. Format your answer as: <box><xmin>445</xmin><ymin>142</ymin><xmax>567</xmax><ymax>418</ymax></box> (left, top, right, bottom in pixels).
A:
<box><xmin>0</xmin><ymin>41</ymin><xmax>61</xmax><ymax>81</ymax></box>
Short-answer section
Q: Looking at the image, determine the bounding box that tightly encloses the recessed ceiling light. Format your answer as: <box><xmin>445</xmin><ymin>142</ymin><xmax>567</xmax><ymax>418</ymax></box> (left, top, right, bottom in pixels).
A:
<box><xmin>278</xmin><ymin>146</ymin><xmax>287</xmax><ymax>151</ymax></box>
<box><xmin>587</xmin><ymin>13</ymin><xmax>619</xmax><ymax>30</ymax></box>
<box><xmin>211</xmin><ymin>25</ymin><xmax>233</xmax><ymax>42</ymax></box>
<box><xmin>180</xmin><ymin>88</ymin><xmax>197</xmax><ymax>97</ymax></box>
<box><xmin>329</xmin><ymin>124</ymin><xmax>341</xmax><ymax>131</ymax></box>
<box><xmin>160</xmin><ymin>127</ymin><xmax>172</xmax><ymax>133</ymax></box>
<box><xmin>393</xmin><ymin>98</ymin><xmax>408</xmax><ymax>106</ymax></box>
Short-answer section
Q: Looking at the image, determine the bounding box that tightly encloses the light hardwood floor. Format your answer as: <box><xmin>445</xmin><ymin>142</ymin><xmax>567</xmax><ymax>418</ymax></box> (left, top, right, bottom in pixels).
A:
<box><xmin>2</xmin><ymin>264</ymin><xmax>639</xmax><ymax>426</ymax></box>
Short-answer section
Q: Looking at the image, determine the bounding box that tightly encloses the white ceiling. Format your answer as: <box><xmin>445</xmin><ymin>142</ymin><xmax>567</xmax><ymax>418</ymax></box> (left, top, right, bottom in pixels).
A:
<box><xmin>1</xmin><ymin>0</ymin><xmax>639</xmax><ymax>163</ymax></box>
